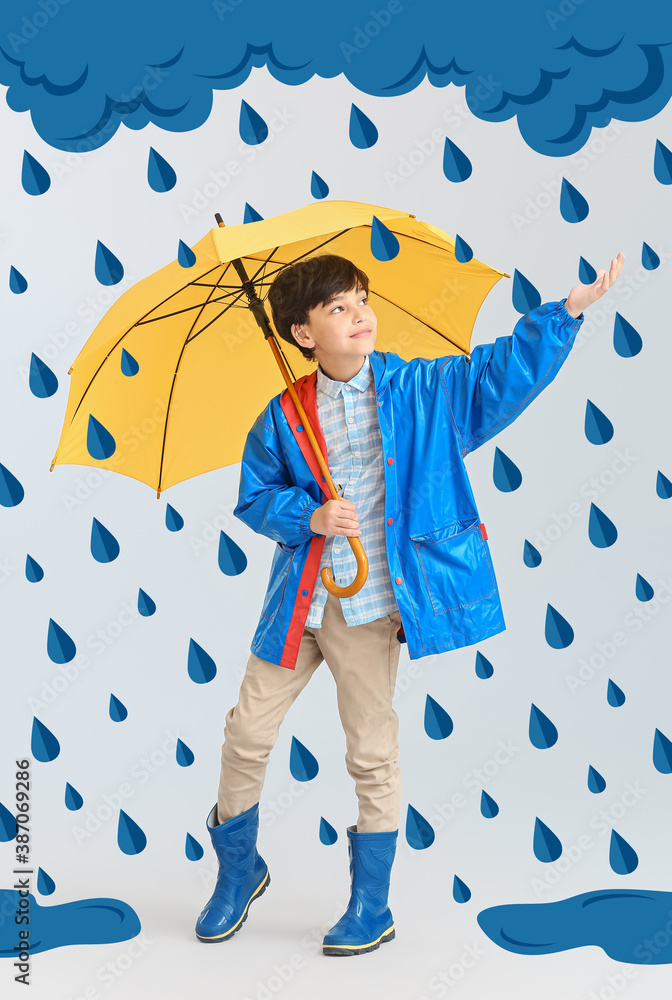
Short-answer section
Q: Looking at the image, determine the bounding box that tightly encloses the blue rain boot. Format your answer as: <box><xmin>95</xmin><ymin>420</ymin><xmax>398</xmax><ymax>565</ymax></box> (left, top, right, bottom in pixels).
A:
<box><xmin>323</xmin><ymin>826</ymin><xmax>397</xmax><ymax>956</ymax></box>
<box><xmin>195</xmin><ymin>802</ymin><xmax>270</xmax><ymax>943</ymax></box>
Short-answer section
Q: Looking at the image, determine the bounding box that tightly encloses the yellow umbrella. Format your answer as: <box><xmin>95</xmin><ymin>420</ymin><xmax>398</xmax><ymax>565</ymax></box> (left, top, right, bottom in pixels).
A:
<box><xmin>51</xmin><ymin>199</ymin><xmax>508</xmax><ymax>595</ymax></box>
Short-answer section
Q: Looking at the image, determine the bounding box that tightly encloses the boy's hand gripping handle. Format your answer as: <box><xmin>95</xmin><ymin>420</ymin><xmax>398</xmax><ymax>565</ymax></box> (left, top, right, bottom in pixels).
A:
<box><xmin>266</xmin><ymin>336</ymin><xmax>369</xmax><ymax>598</ymax></box>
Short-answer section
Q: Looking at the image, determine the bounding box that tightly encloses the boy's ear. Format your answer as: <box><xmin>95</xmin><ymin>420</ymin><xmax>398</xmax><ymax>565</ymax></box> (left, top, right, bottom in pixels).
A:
<box><xmin>291</xmin><ymin>323</ymin><xmax>314</xmax><ymax>349</ymax></box>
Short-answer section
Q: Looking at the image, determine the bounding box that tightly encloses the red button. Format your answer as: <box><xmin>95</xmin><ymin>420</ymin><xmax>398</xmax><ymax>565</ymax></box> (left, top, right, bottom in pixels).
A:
<box><xmin>395</xmin><ymin>577</ymin><xmax>402</xmax><ymax>585</ymax></box>
<box><xmin>387</xmin><ymin>458</ymin><xmax>393</xmax><ymax>465</ymax></box>
<box><xmin>387</xmin><ymin>518</ymin><xmax>393</xmax><ymax>525</ymax></box>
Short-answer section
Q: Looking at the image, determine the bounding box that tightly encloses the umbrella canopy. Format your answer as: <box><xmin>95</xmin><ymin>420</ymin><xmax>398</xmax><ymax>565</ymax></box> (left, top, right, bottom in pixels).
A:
<box><xmin>51</xmin><ymin>199</ymin><xmax>507</xmax><ymax>494</ymax></box>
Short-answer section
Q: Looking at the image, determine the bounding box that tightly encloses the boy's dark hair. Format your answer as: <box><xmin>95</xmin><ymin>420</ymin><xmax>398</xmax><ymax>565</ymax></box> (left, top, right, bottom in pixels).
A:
<box><xmin>268</xmin><ymin>254</ymin><xmax>370</xmax><ymax>363</ymax></box>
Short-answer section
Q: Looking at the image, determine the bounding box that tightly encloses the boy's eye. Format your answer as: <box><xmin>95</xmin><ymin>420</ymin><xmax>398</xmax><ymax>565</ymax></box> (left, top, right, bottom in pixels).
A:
<box><xmin>332</xmin><ymin>297</ymin><xmax>367</xmax><ymax>312</ymax></box>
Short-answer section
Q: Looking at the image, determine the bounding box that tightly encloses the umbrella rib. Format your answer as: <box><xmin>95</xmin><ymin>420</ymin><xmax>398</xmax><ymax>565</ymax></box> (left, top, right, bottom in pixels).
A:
<box><xmin>68</xmin><ymin>261</ymin><xmax>231</xmax><ymax>425</ymax></box>
<box><xmin>156</xmin><ymin>273</ymin><xmax>235</xmax><ymax>493</ymax></box>
<box><xmin>368</xmin><ymin>290</ymin><xmax>469</xmax><ymax>355</ymax></box>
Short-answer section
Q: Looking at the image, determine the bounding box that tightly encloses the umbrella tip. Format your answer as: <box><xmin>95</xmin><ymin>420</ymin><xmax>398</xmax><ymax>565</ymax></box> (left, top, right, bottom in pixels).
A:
<box><xmin>214</xmin><ymin>213</ymin><xmax>225</xmax><ymax>228</ymax></box>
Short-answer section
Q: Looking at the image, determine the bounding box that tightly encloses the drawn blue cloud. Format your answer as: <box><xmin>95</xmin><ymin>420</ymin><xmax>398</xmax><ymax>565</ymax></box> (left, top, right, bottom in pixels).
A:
<box><xmin>1</xmin><ymin>1</ymin><xmax>671</xmax><ymax>155</ymax></box>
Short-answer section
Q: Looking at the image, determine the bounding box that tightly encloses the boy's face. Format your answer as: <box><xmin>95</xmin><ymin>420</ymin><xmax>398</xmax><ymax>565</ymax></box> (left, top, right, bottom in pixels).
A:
<box><xmin>291</xmin><ymin>283</ymin><xmax>377</xmax><ymax>375</ymax></box>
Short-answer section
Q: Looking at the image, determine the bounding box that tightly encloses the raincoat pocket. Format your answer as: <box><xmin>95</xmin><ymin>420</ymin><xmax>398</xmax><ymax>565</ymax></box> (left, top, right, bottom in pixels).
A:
<box><xmin>410</xmin><ymin>517</ymin><xmax>496</xmax><ymax>615</ymax></box>
<box><xmin>260</xmin><ymin>544</ymin><xmax>296</xmax><ymax>622</ymax></box>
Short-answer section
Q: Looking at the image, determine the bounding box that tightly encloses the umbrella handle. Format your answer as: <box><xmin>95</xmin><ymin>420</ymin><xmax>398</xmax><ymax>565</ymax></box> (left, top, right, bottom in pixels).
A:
<box><xmin>263</xmin><ymin>332</ymin><xmax>369</xmax><ymax>598</ymax></box>
<box><xmin>320</xmin><ymin>535</ymin><xmax>369</xmax><ymax>598</ymax></box>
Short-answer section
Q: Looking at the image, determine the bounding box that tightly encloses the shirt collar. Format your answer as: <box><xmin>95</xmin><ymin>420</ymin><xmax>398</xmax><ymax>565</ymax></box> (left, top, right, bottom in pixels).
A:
<box><xmin>316</xmin><ymin>355</ymin><xmax>372</xmax><ymax>398</ymax></box>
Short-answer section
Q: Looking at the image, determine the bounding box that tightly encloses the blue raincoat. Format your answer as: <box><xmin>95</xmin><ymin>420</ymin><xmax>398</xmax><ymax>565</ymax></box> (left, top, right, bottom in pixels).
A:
<box><xmin>234</xmin><ymin>299</ymin><xmax>583</xmax><ymax>668</ymax></box>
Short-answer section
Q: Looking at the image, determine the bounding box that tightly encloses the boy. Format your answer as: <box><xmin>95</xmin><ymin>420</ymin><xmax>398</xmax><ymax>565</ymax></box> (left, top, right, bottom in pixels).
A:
<box><xmin>195</xmin><ymin>250</ymin><xmax>624</xmax><ymax>955</ymax></box>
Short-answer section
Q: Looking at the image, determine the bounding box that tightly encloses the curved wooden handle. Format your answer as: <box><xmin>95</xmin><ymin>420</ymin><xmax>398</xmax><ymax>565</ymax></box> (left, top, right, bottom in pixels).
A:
<box><xmin>265</xmin><ymin>334</ymin><xmax>369</xmax><ymax>598</ymax></box>
<box><xmin>320</xmin><ymin>534</ymin><xmax>369</xmax><ymax>598</ymax></box>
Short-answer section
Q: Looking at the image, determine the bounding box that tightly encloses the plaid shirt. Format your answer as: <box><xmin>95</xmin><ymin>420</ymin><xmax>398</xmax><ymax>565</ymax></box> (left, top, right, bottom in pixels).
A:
<box><xmin>305</xmin><ymin>355</ymin><xmax>399</xmax><ymax>628</ymax></box>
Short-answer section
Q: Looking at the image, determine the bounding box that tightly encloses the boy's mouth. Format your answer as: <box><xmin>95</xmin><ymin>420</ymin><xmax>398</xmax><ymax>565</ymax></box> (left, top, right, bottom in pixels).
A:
<box><xmin>350</xmin><ymin>329</ymin><xmax>371</xmax><ymax>338</ymax></box>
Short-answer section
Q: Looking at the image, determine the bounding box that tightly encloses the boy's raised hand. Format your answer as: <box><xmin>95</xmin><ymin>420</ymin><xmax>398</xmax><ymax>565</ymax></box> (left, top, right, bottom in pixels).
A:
<box><xmin>564</xmin><ymin>252</ymin><xmax>625</xmax><ymax>319</ymax></box>
<box><xmin>310</xmin><ymin>499</ymin><xmax>362</xmax><ymax>538</ymax></box>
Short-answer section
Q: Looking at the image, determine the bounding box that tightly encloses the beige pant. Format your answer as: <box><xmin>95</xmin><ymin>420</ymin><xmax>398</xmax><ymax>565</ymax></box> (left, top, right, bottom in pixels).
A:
<box><xmin>217</xmin><ymin>593</ymin><xmax>403</xmax><ymax>832</ymax></box>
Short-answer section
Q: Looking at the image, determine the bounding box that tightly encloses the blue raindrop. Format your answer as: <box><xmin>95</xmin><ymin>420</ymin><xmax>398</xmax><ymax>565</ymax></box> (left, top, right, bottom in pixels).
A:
<box><xmin>642</xmin><ymin>242</ymin><xmax>660</xmax><ymax>270</ymax></box>
<box><xmin>588</xmin><ymin>503</ymin><xmax>617</xmax><ymax>548</ymax></box>
<box><xmin>613</xmin><ymin>313</ymin><xmax>642</xmax><ymax>358</ymax></box>
<box><xmin>656</xmin><ymin>471</ymin><xmax>672</xmax><ymax>499</ymax></box>
<box><xmin>310</xmin><ymin>171</ymin><xmax>329</xmax><ymax>199</ymax></box>
<box><xmin>31</xmin><ymin>717</ymin><xmax>60</xmax><ymax>762</ymax></box>
<box><xmin>370</xmin><ymin>216</ymin><xmax>400</xmax><ymax>262</ymax></box>
<box><xmin>218</xmin><ymin>531</ymin><xmax>247</xmax><ymax>575</ymax></box>
<box><xmin>117</xmin><ymin>810</ymin><xmax>147</xmax><ymax>855</ymax></box>
<box><xmin>635</xmin><ymin>574</ymin><xmax>654</xmax><ymax>602</ymax></box>
<box><xmin>424</xmin><ymin>694</ymin><xmax>453</xmax><ymax>740</ymax></box>
<box><xmin>584</xmin><ymin>400</ymin><xmax>613</xmax><ymax>445</ymax></box>
<box><xmin>653</xmin><ymin>139</ymin><xmax>672</xmax><ymax>184</ymax></box>
<box><xmin>22</xmin><ymin>151</ymin><xmax>51</xmax><ymax>195</ymax></box>
<box><xmin>607</xmin><ymin>679</ymin><xmax>625</xmax><ymax>708</ymax></box>
<box><xmin>187</xmin><ymin>639</ymin><xmax>217</xmax><ymax>684</ymax></box>
<box><xmin>109</xmin><ymin>694</ymin><xmax>128</xmax><ymax>722</ymax></box>
<box><xmin>25</xmin><ymin>554</ymin><xmax>44</xmax><ymax>583</ymax></box>
<box><xmin>95</xmin><ymin>241</ymin><xmax>124</xmax><ymax>285</ymax></box>
<box><xmin>239</xmin><ymin>100</ymin><xmax>268</xmax><ymax>144</ymax></box>
<box><xmin>442</xmin><ymin>137</ymin><xmax>472</xmax><ymax>181</ymax></box>
<box><xmin>653</xmin><ymin>728</ymin><xmax>672</xmax><ymax>774</ymax></box>
<box><xmin>454</xmin><ymin>234</ymin><xmax>473</xmax><ymax>263</ymax></box>
<box><xmin>65</xmin><ymin>782</ymin><xmax>83</xmax><ymax>811</ymax></box>
<box><xmin>29</xmin><ymin>353</ymin><xmax>58</xmax><ymax>397</ymax></box>
<box><xmin>176</xmin><ymin>739</ymin><xmax>194</xmax><ymax>767</ymax></box>
<box><xmin>87</xmin><ymin>415</ymin><xmax>116</xmax><ymax>459</ymax></box>
<box><xmin>289</xmin><ymin>736</ymin><xmax>319</xmax><ymax>782</ymax></box>
<box><xmin>165</xmin><ymin>503</ymin><xmax>183</xmax><ymax>531</ymax></box>
<box><xmin>559</xmin><ymin>178</ymin><xmax>589</xmax><ymax>223</ymax></box>
<box><xmin>609</xmin><ymin>829</ymin><xmax>638</xmax><ymax>874</ymax></box>
<box><xmin>137</xmin><ymin>588</ymin><xmax>156</xmax><ymax>617</ymax></box>
<box><xmin>47</xmin><ymin>619</ymin><xmax>76</xmax><ymax>664</ymax></box>
<box><xmin>0</xmin><ymin>464</ymin><xmax>25</xmax><ymax>507</ymax></box>
<box><xmin>523</xmin><ymin>539</ymin><xmax>542</xmax><ymax>568</ymax></box>
<box><xmin>529</xmin><ymin>704</ymin><xmax>558</xmax><ymax>749</ymax></box>
<box><xmin>533</xmin><ymin>818</ymin><xmax>563</xmax><ymax>862</ymax></box>
<box><xmin>319</xmin><ymin>817</ymin><xmax>338</xmax><ymax>845</ymax></box>
<box><xmin>91</xmin><ymin>518</ymin><xmax>120</xmax><ymax>563</ymax></box>
<box><xmin>37</xmin><ymin>867</ymin><xmax>56</xmax><ymax>895</ymax></box>
<box><xmin>406</xmin><ymin>804</ymin><xmax>435</xmax><ymax>850</ymax></box>
<box><xmin>186</xmin><ymin>833</ymin><xmax>204</xmax><ymax>861</ymax></box>
<box><xmin>177</xmin><ymin>239</ymin><xmax>197</xmax><ymax>268</ymax></box>
<box><xmin>512</xmin><ymin>270</ymin><xmax>541</xmax><ymax>313</ymax></box>
<box><xmin>493</xmin><ymin>447</ymin><xmax>522</xmax><ymax>492</ymax></box>
<box><xmin>9</xmin><ymin>267</ymin><xmax>28</xmax><ymax>295</ymax></box>
<box><xmin>578</xmin><ymin>257</ymin><xmax>597</xmax><ymax>283</ymax></box>
<box><xmin>480</xmin><ymin>790</ymin><xmax>499</xmax><ymax>819</ymax></box>
<box><xmin>453</xmin><ymin>875</ymin><xmax>471</xmax><ymax>903</ymax></box>
<box><xmin>243</xmin><ymin>202</ymin><xmax>264</xmax><ymax>224</ymax></box>
<box><xmin>147</xmin><ymin>147</ymin><xmax>177</xmax><ymax>192</ymax></box>
<box><xmin>588</xmin><ymin>765</ymin><xmax>606</xmax><ymax>794</ymax></box>
<box><xmin>10</xmin><ymin>266</ymin><xmax>28</xmax><ymax>294</ymax></box>
<box><xmin>349</xmin><ymin>104</ymin><xmax>378</xmax><ymax>148</ymax></box>
<box><xmin>120</xmin><ymin>349</ymin><xmax>139</xmax><ymax>376</ymax></box>
<box><xmin>475</xmin><ymin>651</ymin><xmax>494</xmax><ymax>679</ymax></box>
<box><xmin>0</xmin><ymin>800</ymin><xmax>18</xmax><ymax>841</ymax></box>
<box><xmin>544</xmin><ymin>604</ymin><xmax>574</xmax><ymax>649</ymax></box>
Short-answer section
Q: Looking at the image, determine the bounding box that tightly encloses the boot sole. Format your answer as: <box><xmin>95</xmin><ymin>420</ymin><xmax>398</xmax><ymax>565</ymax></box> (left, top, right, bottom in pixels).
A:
<box><xmin>195</xmin><ymin>871</ymin><xmax>271</xmax><ymax>943</ymax></box>
<box><xmin>323</xmin><ymin>926</ymin><xmax>395</xmax><ymax>956</ymax></box>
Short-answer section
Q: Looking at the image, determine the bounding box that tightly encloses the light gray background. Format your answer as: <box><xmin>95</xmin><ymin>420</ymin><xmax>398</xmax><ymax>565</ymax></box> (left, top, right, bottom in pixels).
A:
<box><xmin>1</xmin><ymin>63</ymin><xmax>671</xmax><ymax>999</ymax></box>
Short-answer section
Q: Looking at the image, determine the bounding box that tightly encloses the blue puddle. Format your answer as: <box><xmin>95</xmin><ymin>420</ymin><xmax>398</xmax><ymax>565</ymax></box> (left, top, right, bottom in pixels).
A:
<box><xmin>478</xmin><ymin>888</ymin><xmax>672</xmax><ymax>964</ymax></box>
<box><xmin>0</xmin><ymin>890</ymin><xmax>140</xmax><ymax>955</ymax></box>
